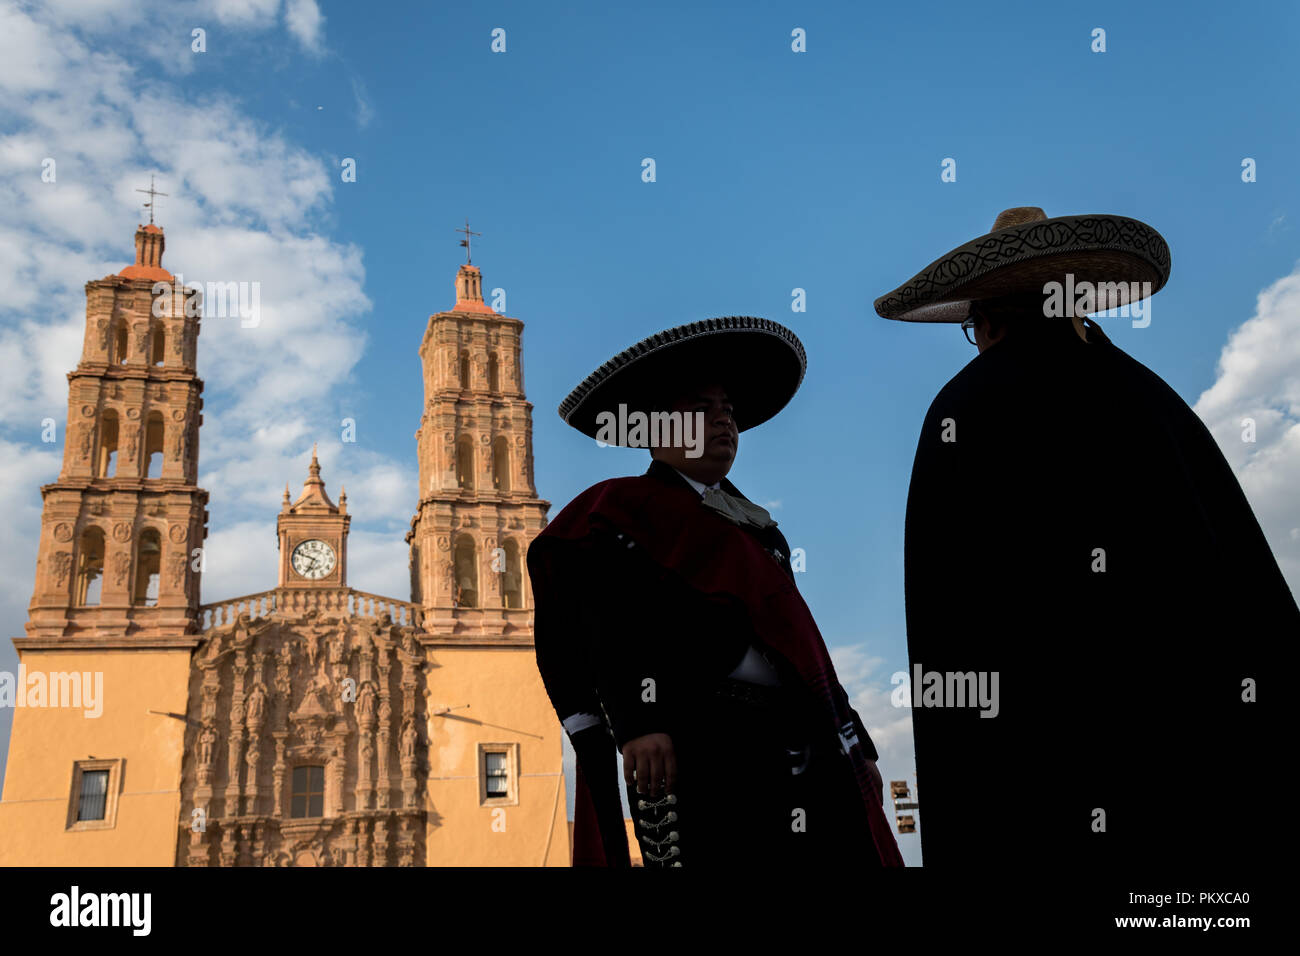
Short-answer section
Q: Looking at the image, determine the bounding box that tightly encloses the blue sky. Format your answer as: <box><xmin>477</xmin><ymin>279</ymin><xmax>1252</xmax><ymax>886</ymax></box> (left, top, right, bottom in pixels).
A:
<box><xmin>2</xmin><ymin>0</ymin><xmax>1298</xmax><ymax>868</ymax></box>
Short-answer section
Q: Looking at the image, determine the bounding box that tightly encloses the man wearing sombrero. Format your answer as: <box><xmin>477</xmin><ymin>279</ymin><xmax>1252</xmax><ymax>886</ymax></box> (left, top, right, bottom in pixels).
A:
<box><xmin>527</xmin><ymin>316</ymin><xmax>905</xmax><ymax>868</ymax></box>
<box><xmin>876</xmin><ymin>208</ymin><xmax>1296</xmax><ymax>867</ymax></box>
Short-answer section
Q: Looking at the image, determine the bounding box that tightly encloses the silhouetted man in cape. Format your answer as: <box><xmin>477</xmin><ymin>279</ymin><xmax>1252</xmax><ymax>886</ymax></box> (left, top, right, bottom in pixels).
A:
<box><xmin>875</xmin><ymin>207</ymin><xmax>1296</xmax><ymax>869</ymax></box>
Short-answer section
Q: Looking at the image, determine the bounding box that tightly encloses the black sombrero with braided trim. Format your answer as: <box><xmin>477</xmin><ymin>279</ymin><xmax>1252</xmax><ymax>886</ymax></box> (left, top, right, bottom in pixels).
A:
<box><xmin>558</xmin><ymin>316</ymin><xmax>806</xmax><ymax>442</ymax></box>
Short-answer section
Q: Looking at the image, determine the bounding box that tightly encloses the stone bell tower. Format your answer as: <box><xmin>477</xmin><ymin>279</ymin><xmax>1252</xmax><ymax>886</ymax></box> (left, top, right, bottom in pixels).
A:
<box><xmin>26</xmin><ymin>221</ymin><xmax>207</xmax><ymax>641</ymax></box>
<box><xmin>403</xmin><ymin>255</ymin><xmax>568</xmax><ymax>866</ymax></box>
<box><xmin>406</xmin><ymin>261</ymin><xmax>549</xmax><ymax>633</ymax></box>
<box><xmin>0</xmin><ymin>217</ymin><xmax>208</xmax><ymax>866</ymax></box>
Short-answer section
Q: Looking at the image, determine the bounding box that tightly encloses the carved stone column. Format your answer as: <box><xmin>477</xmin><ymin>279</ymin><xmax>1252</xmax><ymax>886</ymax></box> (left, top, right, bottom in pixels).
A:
<box><xmin>187</xmin><ymin>824</ymin><xmax>211</xmax><ymax>867</ymax></box>
<box><xmin>272</xmin><ymin>733</ymin><xmax>288</xmax><ymax>817</ymax></box>
<box><xmin>345</xmin><ymin>817</ymin><xmax>359</xmax><ymax>867</ymax></box>
<box><xmin>219</xmin><ymin>824</ymin><xmax>237</xmax><ymax>867</ymax></box>
<box><xmin>376</xmin><ymin>694</ymin><xmax>392</xmax><ymax>810</ymax></box>
<box><xmin>373</xmin><ymin>815</ymin><xmax>390</xmax><ymax>867</ymax></box>
<box><xmin>327</xmin><ymin>734</ymin><xmax>347</xmax><ymax>816</ymax></box>
<box><xmin>355</xmin><ymin>818</ymin><xmax>370</xmax><ymax>867</ymax></box>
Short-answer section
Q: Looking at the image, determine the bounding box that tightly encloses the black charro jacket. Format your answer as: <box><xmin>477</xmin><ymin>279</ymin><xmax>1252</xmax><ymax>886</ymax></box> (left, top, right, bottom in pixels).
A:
<box><xmin>528</xmin><ymin>457</ymin><xmax>881</xmax><ymax>865</ymax></box>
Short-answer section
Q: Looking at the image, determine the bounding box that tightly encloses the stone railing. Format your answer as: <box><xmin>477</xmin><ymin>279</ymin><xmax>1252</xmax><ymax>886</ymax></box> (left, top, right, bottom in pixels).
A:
<box><xmin>197</xmin><ymin>587</ymin><xmax>423</xmax><ymax>632</ymax></box>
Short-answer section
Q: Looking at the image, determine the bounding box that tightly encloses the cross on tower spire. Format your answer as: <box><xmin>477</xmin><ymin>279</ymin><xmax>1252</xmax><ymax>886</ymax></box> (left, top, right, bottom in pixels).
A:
<box><xmin>455</xmin><ymin>219</ymin><xmax>481</xmax><ymax>265</ymax></box>
<box><xmin>135</xmin><ymin>175</ymin><xmax>168</xmax><ymax>225</ymax></box>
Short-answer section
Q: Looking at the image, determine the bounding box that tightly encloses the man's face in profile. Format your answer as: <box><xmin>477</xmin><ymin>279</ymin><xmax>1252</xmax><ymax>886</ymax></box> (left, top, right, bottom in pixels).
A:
<box><xmin>650</xmin><ymin>382</ymin><xmax>738</xmax><ymax>483</ymax></box>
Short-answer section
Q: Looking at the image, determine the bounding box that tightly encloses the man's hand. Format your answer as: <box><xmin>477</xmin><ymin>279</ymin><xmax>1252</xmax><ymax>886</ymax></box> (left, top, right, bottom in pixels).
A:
<box><xmin>621</xmin><ymin>732</ymin><xmax>677</xmax><ymax>797</ymax></box>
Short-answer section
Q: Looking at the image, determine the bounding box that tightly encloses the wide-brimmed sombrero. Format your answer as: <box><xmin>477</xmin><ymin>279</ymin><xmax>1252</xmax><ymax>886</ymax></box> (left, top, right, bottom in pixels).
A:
<box><xmin>873</xmin><ymin>207</ymin><xmax>1172</xmax><ymax>322</ymax></box>
<box><xmin>558</xmin><ymin>316</ymin><xmax>806</xmax><ymax>442</ymax></box>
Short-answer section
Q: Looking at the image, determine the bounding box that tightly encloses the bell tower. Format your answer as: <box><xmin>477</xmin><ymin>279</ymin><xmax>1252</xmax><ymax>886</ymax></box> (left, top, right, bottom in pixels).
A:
<box><xmin>26</xmin><ymin>221</ymin><xmax>207</xmax><ymax>641</ymax></box>
<box><xmin>277</xmin><ymin>444</ymin><xmax>350</xmax><ymax>588</ymax></box>
<box><xmin>403</xmin><ymin>250</ymin><xmax>567</xmax><ymax>867</ymax></box>
<box><xmin>0</xmin><ymin>216</ymin><xmax>209</xmax><ymax>866</ymax></box>
<box><xmin>406</xmin><ymin>260</ymin><xmax>549</xmax><ymax>632</ymax></box>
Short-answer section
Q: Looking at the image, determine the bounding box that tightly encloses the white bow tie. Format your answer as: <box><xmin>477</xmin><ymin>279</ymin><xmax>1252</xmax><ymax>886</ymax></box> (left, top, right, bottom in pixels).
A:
<box><xmin>699</xmin><ymin>486</ymin><xmax>777</xmax><ymax>530</ymax></box>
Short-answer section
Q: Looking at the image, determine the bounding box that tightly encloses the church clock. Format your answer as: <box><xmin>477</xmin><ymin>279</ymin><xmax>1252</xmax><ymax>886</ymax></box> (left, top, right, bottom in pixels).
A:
<box><xmin>277</xmin><ymin>445</ymin><xmax>349</xmax><ymax>588</ymax></box>
<box><xmin>291</xmin><ymin>539</ymin><xmax>336</xmax><ymax>579</ymax></box>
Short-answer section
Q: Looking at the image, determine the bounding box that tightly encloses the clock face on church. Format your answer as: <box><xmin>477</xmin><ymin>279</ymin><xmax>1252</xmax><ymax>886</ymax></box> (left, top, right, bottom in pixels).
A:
<box><xmin>291</xmin><ymin>539</ymin><xmax>336</xmax><ymax>579</ymax></box>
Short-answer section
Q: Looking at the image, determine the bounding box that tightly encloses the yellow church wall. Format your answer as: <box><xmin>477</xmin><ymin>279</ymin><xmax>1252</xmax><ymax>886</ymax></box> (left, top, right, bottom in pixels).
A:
<box><xmin>422</xmin><ymin>645</ymin><xmax>569</xmax><ymax>866</ymax></box>
<box><xmin>0</xmin><ymin>647</ymin><xmax>193</xmax><ymax>866</ymax></box>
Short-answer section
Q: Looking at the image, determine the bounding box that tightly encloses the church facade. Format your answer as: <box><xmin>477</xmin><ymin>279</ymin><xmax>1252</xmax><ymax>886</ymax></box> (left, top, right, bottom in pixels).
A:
<box><xmin>0</xmin><ymin>223</ymin><xmax>570</xmax><ymax>866</ymax></box>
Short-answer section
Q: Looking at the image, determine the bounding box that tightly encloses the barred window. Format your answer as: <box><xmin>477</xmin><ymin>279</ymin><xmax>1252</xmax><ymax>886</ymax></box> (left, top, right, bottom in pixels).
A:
<box><xmin>484</xmin><ymin>751</ymin><xmax>508</xmax><ymax>798</ymax></box>
<box><xmin>77</xmin><ymin>769</ymin><xmax>109</xmax><ymax>821</ymax></box>
<box><xmin>66</xmin><ymin>760</ymin><xmax>121</xmax><ymax>831</ymax></box>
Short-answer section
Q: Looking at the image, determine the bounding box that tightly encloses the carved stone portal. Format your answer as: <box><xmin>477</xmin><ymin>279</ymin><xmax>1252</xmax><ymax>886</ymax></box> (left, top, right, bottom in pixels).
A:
<box><xmin>177</xmin><ymin>611</ymin><xmax>427</xmax><ymax>866</ymax></box>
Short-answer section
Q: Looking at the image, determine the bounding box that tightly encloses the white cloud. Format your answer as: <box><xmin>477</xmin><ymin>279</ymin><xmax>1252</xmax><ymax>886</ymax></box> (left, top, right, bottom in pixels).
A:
<box><xmin>0</xmin><ymin>438</ymin><xmax>62</xmax><ymax>619</ymax></box>
<box><xmin>0</xmin><ymin>304</ymin><xmax>88</xmax><ymax>425</ymax></box>
<box><xmin>351</xmin><ymin>75</ymin><xmax>374</xmax><ymax>129</ymax></box>
<box><xmin>0</xmin><ymin>1</ymin><xmax>411</xmax><ymax>650</ymax></box>
<box><xmin>0</xmin><ymin>6</ymin><xmax>362</xmax><ymax>432</ymax></box>
<box><xmin>177</xmin><ymin>228</ymin><xmax>370</xmax><ymax>423</ymax></box>
<box><xmin>1193</xmin><ymin>264</ymin><xmax>1300</xmax><ymax>595</ymax></box>
<box><xmin>4</xmin><ymin>1</ymin><xmax>328</xmax><ymax>74</ymax></box>
<box><xmin>209</xmin><ymin>0</ymin><xmax>283</xmax><ymax>29</ymax></box>
<box><xmin>199</xmin><ymin>519</ymin><xmax>281</xmax><ymax>603</ymax></box>
<box><xmin>346</xmin><ymin>529</ymin><xmax>414</xmax><ymax>600</ymax></box>
<box><xmin>284</xmin><ymin>0</ymin><xmax>325</xmax><ymax>55</ymax></box>
<box><xmin>0</xmin><ymin>5</ymin><xmax>78</xmax><ymax>94</ymax></box>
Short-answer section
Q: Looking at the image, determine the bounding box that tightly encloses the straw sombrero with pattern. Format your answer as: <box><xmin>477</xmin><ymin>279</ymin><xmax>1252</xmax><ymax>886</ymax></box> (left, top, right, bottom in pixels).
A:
<box><xmin>558</xmin><ymin>316</ymin><xmax>806</xmax><ymax>442</ymax></box>
<box><xmin>874</xmin><ymin>207</ymin><xmax>1172</xmax><ymax>323</ymax></box>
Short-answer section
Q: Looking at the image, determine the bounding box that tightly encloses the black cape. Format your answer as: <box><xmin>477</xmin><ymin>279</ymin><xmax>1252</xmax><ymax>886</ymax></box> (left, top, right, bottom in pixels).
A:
<box><xmin>904</xmin><ymin>319</ymin><xmax>1296</xmax><ymax>869</ymax></box>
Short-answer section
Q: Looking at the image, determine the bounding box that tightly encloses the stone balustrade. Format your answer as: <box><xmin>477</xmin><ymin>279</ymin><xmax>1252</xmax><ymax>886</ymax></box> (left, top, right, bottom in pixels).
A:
<box><xmin>197</xmin><ymin>587</ymin><xmax>423</xmax><ymax>631</ymax></box>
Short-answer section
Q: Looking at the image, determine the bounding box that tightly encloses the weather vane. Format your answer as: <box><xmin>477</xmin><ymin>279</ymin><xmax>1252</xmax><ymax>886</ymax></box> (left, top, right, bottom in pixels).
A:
<box><xmin>455</xmin><ymin>219</ymin><xmax>481</xmax><ymax>264</ymax></box>
<box><xmin>135</xmin><ymin>175</ymin><xmax>168</xmax><ymax>225</ymax></box>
